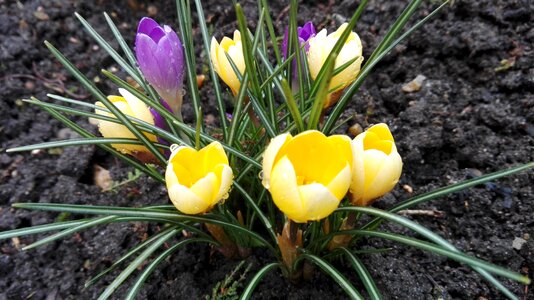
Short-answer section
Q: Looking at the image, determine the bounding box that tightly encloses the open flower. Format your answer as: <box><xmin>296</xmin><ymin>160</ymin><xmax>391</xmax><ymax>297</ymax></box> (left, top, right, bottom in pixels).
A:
<box><xmin>262</xmin><ymin>131</ymin><xmax>352</xmax><ymax>223</ymax></box>
<box><xmin>135</xmin><ymin>17</ymin><xmax>185</xmax><ymax>114</ymax></box>
<box><xmin>166</xmin><ymin>142</ymin><xmax>233</xmax><ymax>215</ymax></box>
<box><xmin>210</xmin><ymin>30</ymin><xmax>246</xmax><ymax>95</ymax></box>
<box><xmin>350</xmin><ymin>123</ymin><xmax>403</xmax><ymax>206</ymax></box>
<box><xmin>94</xmin><ymin>88</ymin><xmax>157</xmax><ymax>155</ymax></box>
<box><xmin>307</xmin><ymin>23</ymin><xmax>364</xmax><ymax>108</ymax></box>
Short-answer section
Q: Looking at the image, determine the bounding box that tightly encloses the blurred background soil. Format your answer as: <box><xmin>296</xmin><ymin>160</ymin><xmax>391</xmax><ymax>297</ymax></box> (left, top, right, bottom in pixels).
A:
<box><xmin>0</xmin><ymin>0</ymin><xmax>533</xmax><ymax>299</ymax></box>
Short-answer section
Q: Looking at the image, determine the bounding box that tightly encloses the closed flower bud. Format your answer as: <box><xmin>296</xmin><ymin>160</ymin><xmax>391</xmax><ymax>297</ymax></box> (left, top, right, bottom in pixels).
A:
<box><xmin>94</xmin><ymin>88</ymin><xmax>157</xmax><ymax>154</ymax></box>
<box><xmin>307</xmin><ymin>23</ymin><xmax>364</xmax><ymax>108</ymax></box>
<box><xmin>135</xmin><ymin>17</ymin><xmax>185</xmax><ymax>115</ymax></box>
<box><xmin>210</xmin><ymin>30</ymin><xmax>246</xmax><ymax>95</ymax></box>
<box><xmin>262</xmin><ymin>130</ymin><xmax>353</xmax><ymax>223</ymax></box>
<box><xmin>166</xmin><ymin>142</ymin><xmax>233</xmax><ymax>215</ymax></box>
<box><xmin>350</xmin><ymin>123</ymin><xmax>403</xmax><ymax>206</ymax></box>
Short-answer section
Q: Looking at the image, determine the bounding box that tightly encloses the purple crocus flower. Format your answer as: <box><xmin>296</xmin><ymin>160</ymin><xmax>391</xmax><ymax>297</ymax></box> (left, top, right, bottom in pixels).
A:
<box><xmin>149</xmin><ymin>99</ymin><xmax>173</xmax><ymax>158</ymax></box>
<box><xmin>281</xmin><ymin>22</ymin><xmax>316</xmax><ymax>84</ymax></box>
<box><xmin>135</xmin><ymin>17</ymin><xmax>185</xmax><ymax>116</ymax></box>
<box><xmin>281</xmin><ymin>21</ymin><xmax>316</xmax><ymax>58</ymax></box>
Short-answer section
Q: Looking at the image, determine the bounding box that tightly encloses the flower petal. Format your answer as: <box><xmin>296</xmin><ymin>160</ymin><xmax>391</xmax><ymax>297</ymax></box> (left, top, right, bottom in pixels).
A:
<box><xmin>168</xmin><ymin>184</ymin><xmax>211</xmax><ymax>215</ymax></box>
<box><xmin>269</xmin><ymin>156</ymin><xmax>302</xmax><ymax>217</ymax></box>
<box><xmin>262</xmin><ymin>133</ymin><xmax>292</xmax><ymax>188</ymax></box>
<box><xmin>296</xmin><ymin>183</ymin><xmax>340</xmax><ymax>222</ymax></box>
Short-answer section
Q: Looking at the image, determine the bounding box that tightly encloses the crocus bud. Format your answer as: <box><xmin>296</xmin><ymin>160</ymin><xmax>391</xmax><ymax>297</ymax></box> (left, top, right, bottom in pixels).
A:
<box><xmin>307</xmin><ymin>23</ymin><xmax>364</xmax><ymax>108</ymax></box>
<box><xmin>165</xmin><ymin>142</ymin><xmax>233</xmax><ymax>215</ymax></box>
<box><xmin>94</xmin><ymin>88</ymin><xmax>157</xmax><ymax>155</ymax></box>
<box><xmin>135</xmin><ymin>17</ymin><xmax>185</xmax><ymax>115</ymax></box>
<box><xmin>262</xmin><ymin>130</ymin><xmax>352</xmax><ymax>223</ymax></box>
<box><xmin>281</xmin><ymin>21</ymin><xmax>316</xmax><ymax>58</ymax></box>
<box><xmin>282</xmin><ymin>21</ymin><xmax>316</xmax><ymax>84</ymax></box>
<box><xmin>350</xmin><ymin>123</ymin><xmax>403</xmax><ymax>206</ymax></box>
<box><xmin>210</xmin><ymin>30</ymin><xmax>246</xmax><ymax>95</ymax></box>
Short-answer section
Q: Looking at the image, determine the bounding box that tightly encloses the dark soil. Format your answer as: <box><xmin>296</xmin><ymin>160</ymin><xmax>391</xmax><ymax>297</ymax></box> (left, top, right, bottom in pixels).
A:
<box><xmin>1</xmin><ymin>0</ymin><xmax>533</xmax><ymax>299</ymax></box>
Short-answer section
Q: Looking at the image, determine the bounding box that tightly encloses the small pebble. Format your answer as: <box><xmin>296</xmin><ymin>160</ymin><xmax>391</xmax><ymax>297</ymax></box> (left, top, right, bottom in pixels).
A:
<box><xmin>512</xmin><ymin>237</ymin><xmax>527</xmax><ymax>250</ymax></box>
<box><xmin>402</xmin><ymin>74</ymin><xmax>426</xmax><ymax>93</ymax></box>
<box><xmin>147</xmin><ymin>5</ymin><xmax>158</xmax><ymax>16</ymax></box>
<box><xmin>24</xmin><ymin>81</ymin><xmax>35</xmax><ymax>90</ymax></box>
<box><xmin>348</xmin><ymin>123</ymin><xmax>363</xmax><ymax>137</ymax></box>
<box><xmin>402</xmin><ymin>184</ymin><xmax>413</xmax><ymax>194</ymax></box>
<box><xmin>33</xmin><ymin>7</ymin><xmax>49</xmax><ymax>21</ymax></box>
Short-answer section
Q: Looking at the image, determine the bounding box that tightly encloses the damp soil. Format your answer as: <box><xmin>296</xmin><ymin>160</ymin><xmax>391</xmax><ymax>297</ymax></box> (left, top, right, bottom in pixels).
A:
<box><xmin>1</xmin><ymin>0</ymin><xmax>533</xmax><ymax>299</ymax></box>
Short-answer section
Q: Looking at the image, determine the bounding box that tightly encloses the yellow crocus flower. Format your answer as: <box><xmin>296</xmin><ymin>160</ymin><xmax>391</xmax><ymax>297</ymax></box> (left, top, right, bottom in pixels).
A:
<box><xmin>350</xmin><ymin>123</ymin><xmax>403</xmax><ymax>206</ymax></box>
<box><xmin>94</xmin><ymin>88</ymin><xmax>157</xmax><ymax>154</ymax></box>
<box><xmin>210</xmin><ymin>30</ymin><xmax>246</xmax><ymax>95</ymax></box>
<box><xmin>307</xmin><ymin>23</ymin><xmax>364</xmax><ymax>108</ymax></box>
<box><xmin>262</xmin><ymin>130</ymin><xmax>353</xmax><ymax>223</ymax></box>
<box><xmin>165</xmin><ymin>142</ymin><xmax>233</xmax><ymax>214</ymax></box>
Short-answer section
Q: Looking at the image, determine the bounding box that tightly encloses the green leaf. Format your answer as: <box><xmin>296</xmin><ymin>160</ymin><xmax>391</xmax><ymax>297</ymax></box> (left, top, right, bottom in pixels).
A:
<box><xmin>22</xmin><ymin>216</ymin><xmax>117</xmax><ymax>250</ymax></box>
<box><xmin>0</xmin><ymin>219</ymin><xmax>90</xmax><ymax>240</ymax></box>
<box><xmin>240</xmin><ymin>263</ymin><xmax>280</xmax><ymax>300</ymax></box>
<box><xmin>280</xmin><ymin>79</ymin><xmax>304</xmax><ymax>132</ymax></box>
<box><xmin>97</xmin><ymin>228</ymin><xmax>179</xmax><ymax>300</ymax></box>
<box><xmin>192</xmin><ymin>0</ymin><xmax>228</xmax><ymax>138</ymax></box>
<box><xmin>85</xmin><ymin>225</ymin><xmax>178</xmax><ymax>288</ymax></box>
<box><xmin>335</xmin><ymin>206</ymin><xmax>530</xmax><ymax>297</ymax></box>
<box><xmin>299</xmin><ymin>253</ymin><xmax>364</xmax><ymax>300</ymax></box>
<box><xmin>308</xmin><ymin>53</ymin><xmax>336</xmax><ymax>130</ymax></box>
<box><xmin>349</xmin><ymin>230</ymin><xmax>530</xmax><ymax>285</ymax></box>
<box><xmin>12</xmin><ymin>203</ymin><xmax>275</xmax><ymax>253</ymax></box>
<box><xmin>338</xmin><ymin>248</ymin><xmax>382</xmax><ymax>300</ymax></box>
<box><xmin>125</xmin><ymin>238</ymin><xmax>215</xmax><ymax>300</ymax></box>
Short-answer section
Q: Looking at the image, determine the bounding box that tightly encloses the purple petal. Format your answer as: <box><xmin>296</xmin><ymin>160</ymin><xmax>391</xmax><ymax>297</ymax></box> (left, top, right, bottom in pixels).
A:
<box><xmin>149</xmin><ymin>100</ymin><xmax>174</xmax><ymax>157</ymax></box>
<box><xmin>137</xmin><ymin>17</ymin><xmax>160</xmax><ymax>36</ymax></box>
<box><xmin>282</xmin><ymin>27</ymin><xmax>289</xmax><ymax>59</ymax></box>
<box><xmin>136</xmin><ymin>34</ymin><xmax>164</xmax><ymax>87</ymax></box>
<box><xmin>299</xmin><ymin>22</ymin><xmax>316</xmax><ymax>41</ymax></box>
<box><xmin>148</xmin><ymin>26</ymin><xmax>165</xmax><ymax>43</ymax></box>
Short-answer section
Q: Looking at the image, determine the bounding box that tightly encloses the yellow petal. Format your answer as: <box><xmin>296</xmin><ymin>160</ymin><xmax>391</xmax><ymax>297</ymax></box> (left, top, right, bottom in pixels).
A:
<box><xmin>200</xmin><ymin>141</ymin><xmax>229</xmax><ymax>174</ymax></box>
<box><xmin>269</xmin><ymin>155</ymin><xmax>302</xmax><ymax>217</ymax></box>
<box><xmin>213</xmin><ymin>164</ymin><xmax>233</xmax><ymax>202</ymax></box>
<box><xmin>190</xmin><ymin>172</ymin><xmax>218</xmax><ymax>205</ymax></box>
<box><xmin>365</xmin><ymin>151</ymin><xmax>403</xmax><ymax>203</ymax></box>
<box><xmin>295</xmin><ymin>183</ymin><xmax>340</xmax><ymax>222</ymax></box>
<box><xmin>367</xmin><ymin>123</ymin><xmax>394</xmax><ymax>142</ymax></box>
<box><xmin>262</xmin><ymin>133</ymin><xmax>292</xmax><ymax>188</ymax></box>
<box><xmin>326</xmin><ymin>163</ymin><xmax>351</xmax><ymax>200</ymax></box>
<box><xmin>168</xmin><ymin>184</ymin><xmax>211</xmax><ymax>215</ymax></box>
<box><xmin>210</xmin><ymin>37</ymin><xmax>220</xmax><ymax>73</ymax></box>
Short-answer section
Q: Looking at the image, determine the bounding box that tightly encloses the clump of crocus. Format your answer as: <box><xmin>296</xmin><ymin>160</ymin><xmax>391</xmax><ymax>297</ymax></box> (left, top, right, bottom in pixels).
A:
<box><xmin>282</xmin><ymin>21</ymin><xmax>316</xmax><ymax>84</ymax></box>
<box><xmin>350</xmin><ymin>123</ymin><xmax>403</xmax><ymax>206</ymax></box>
<box><xmin>165</xmin><ymin>141</ymin><xmax>233</xmax><ymax>215</ymax></box>
<box><xmin>135</xmin><ymin>17</ymin><xmax>185</xmax><ymax>115</ymax></box>
<box><xmin>262</xmin><ymin>130</ymin><xmax>352</xmax><ymax>223</ymax></box>
<box><xmin>94</xmin><ymin>88</ymin><xmax>157</xmax><ymax>156</ymax></box>
<box><xmin>210</xmin><ymin>30</ymin><xmax>246</xmax><ymax>95</ymax></box>
<box><xmin>307</xmin><ymin>23</ymin><xmax>364</xmax><ymax>108</ymax></box>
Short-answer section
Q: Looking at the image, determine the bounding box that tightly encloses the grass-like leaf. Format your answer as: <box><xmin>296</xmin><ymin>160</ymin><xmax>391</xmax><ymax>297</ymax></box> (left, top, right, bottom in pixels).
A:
<box><xmin>12</xmin><ymin>203</ymin><xmax>275</xmax><ymax>253</ymax></box>
<box><xmin>299</xmin><ymin>253</ymin><xmax>364</xmax><ymax>300</ymax></box>
<box><xmin>338</xmin><ymin>247</ymin><xmax>381</xmax><ymax>300</ymax></box>
<box><xmin>240</xmin><ymin>263</ymin><xmax>280</xmax><ymax>300</ymax></box>
<box><xmin>335</xmin><ymin>206</ymin><xmax>530</xmax><ymax>298</ymax></box>
<box><xmin>97</xmin><ymin>227</ymin><xmax>179</xmax><ymax>300</ymax></box>
<box><xmin>192</xmin><ymin>0</ymin><xmax>228</xmax><ymax>138</ymax></box>
<box><xmin>125</xmin><ymin>238</ymin><xmax>215</xmax><ymax>300</ymax></box>
<box><xmin>85</xmin><ymin>225</ymin><xmax>177</xmax><ymax>288</ymax></box>
<box><xmin>0</xmin><ymin>219</ymin><xmax>90</xmax><ymax>240</ymax></box>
